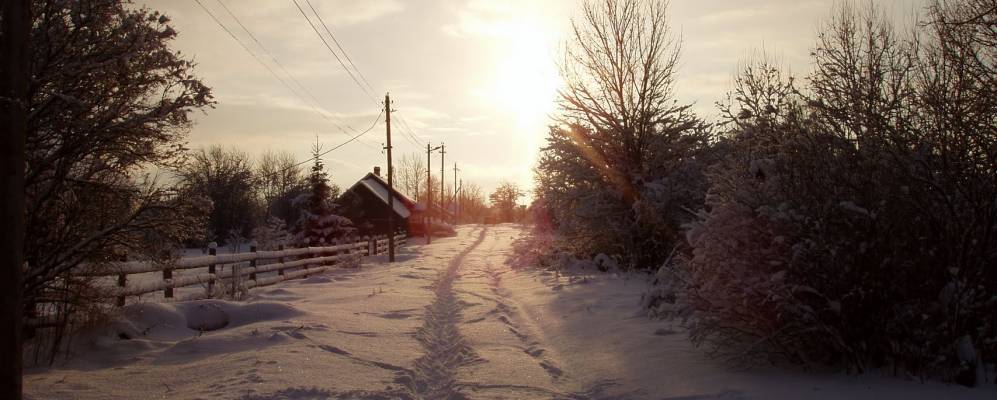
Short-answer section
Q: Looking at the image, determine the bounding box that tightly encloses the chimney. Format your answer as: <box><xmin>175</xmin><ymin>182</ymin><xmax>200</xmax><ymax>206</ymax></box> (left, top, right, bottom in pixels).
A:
<box><xmin>373</xmin><ymin>166</ymin><xmax>381</xmax><ymax>176</ymax></box>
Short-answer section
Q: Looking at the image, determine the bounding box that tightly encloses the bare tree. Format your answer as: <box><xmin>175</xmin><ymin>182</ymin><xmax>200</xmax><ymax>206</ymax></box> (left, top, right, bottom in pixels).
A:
<box><xmin>396</xmin><ymin>152</ymin><xmax>427</xmax><ymax>201</ymax></box>
<box><xmin>179</xmin><ymin>146</ymin><xmax>258</xmax><ymax>246</ymax></box>
<box><xmin>256</xmin><ymin>150</ymin><xmax>302</xmax><ymax>215</ymax></box>
<box><xmin>457</xmin><ymin>182</ymin><xmax>488</xmax><ymax>223</ymax></box>
<box><xmin>489</xmin><ymin>181</ymin><xmax>524</xmax><ymax>223</ymax></box>
<box><xmin>558</xmin><ymin>0</ymin><xmax>704</xmax><ymax>202</ymax></box>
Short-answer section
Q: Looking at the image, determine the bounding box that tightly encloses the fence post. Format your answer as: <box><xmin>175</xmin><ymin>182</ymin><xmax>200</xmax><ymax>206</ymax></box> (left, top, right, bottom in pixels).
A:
<box><xmin>340</xmin><ymin>238</ymin><xmax>359</xmax><ymax>267</ymax></box>
<box><xmin>248</xmin><ymin>241</ymin><xmax>258</xmax><ymax>282</ymax></box>
<box><xmin>302</xmin><ymin>246</ymin><xmax>310</xmax><ymax>279</ymax></box>
<box><xmin>163</xmin><ymin>264</ymin><xmax>173</xmax><ymax>299</ymax></box>
<box><xmin>116</xmin><ymin>251</ymin><xmax>128</xmax><ymax>307</ymax></box>
<box><xmin>231</xmin><ymin>262</ymin><xmax>239</xmax><ymax>299</ymax></box>
<box><xmin>277</xmin><ymin>244</ymin><xmax>285</xmax><ymax>276</ymax></box>
<box><xmin>369</xmin><ymin>236</ymin><xmax>375</xmax><ymax>256</ymax></box>
<box><xmin>355</xmin><ymin>240</ymin><xmax>362</xmax><ymax>268</ymax></box>
<box><xmin>207</xmin><ymin>242</ymin><xmax>217</xmax><ymax>298</ymax></box>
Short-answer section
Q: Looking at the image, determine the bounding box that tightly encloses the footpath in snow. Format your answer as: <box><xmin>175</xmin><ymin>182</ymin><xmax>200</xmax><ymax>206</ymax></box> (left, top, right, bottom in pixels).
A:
<box><xmin>24</xmin><ymin>224</ymin><xmax>997</xmax><ymax>399</ymax></box>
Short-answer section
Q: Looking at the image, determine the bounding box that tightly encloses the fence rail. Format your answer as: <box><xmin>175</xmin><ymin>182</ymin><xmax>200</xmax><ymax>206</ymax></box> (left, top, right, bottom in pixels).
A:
<box><xmin>74</xmin><ymin>232</ymin><xmax>408</xmax><ymax>307</ymax></box>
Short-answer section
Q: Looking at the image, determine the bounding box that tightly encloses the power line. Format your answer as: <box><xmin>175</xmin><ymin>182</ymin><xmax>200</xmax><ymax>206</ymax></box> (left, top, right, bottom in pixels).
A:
<box><xmin>192</xmin><ymin>0</ymin><xmax>378</xmax><ymax>149</ymax></box>
<box><xmin>295</xmin><ymin>0</ymin><xmax>428</xmax><ymax>149</ymax></box>
<box><xmin>291</xmin><ymin>0</ymin><xmax>379</xmax><ymax>106</ymax></box>
<box><xmin>389</xmin><ymin>113</ymin><xmax>419</xmax><ymax>148</ymax></box>
<box><xmin>400</xmin><ymin>117</ymin><xmax>423</xmax><ymax>145</ymax></box>
<box><xmin>214</xmin><ymin>0</ymin><xmax>367</xmax><ymax>143</ymax></box>
<box><xmin>290</xmin><ymin>109</ymin><xmax>385</xmax><ymax>170</ymax></box>
<box><xmin>303</xmin><ymin>0</ymin><xmax>376</xmax><ymax>94</ymax></box>
<box><xmin>193</xmin><ymin>0</ymin><xmax>297</xmax><ymax>101</ymax></box>
<box><xmin>393</xmin><ymin>112</ymin><xmax>425</xmax><ymax>147</ymax></box>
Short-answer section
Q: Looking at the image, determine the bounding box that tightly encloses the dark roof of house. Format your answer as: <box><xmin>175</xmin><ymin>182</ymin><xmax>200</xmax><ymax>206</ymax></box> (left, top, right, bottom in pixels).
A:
<box><xmin>342</xmin><ymin>172</ymin><xmax>417</xmax><ymax>218</ymax></box>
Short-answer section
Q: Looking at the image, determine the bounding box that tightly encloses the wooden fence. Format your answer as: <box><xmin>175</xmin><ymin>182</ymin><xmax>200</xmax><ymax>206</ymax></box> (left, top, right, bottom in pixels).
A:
<box><xmin>75</xmin><ymin>232</ymin><xmax>408</xmax><ymax>306</ymax></box>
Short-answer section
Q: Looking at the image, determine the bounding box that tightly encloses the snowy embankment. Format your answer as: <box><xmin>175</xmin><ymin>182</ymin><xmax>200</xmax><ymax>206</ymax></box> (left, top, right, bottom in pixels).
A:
<box><xmin>23</xmin><ymin>225</ymin><xmax>997</xmax><ymax>399</ymax></box>
<box><xmin>488</xmin><ymin>225</ymin><xmax>997</xmax><ymax>399</ymax></box>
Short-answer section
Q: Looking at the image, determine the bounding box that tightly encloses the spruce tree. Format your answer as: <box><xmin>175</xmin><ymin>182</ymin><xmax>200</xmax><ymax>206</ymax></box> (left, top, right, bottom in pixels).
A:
<box><xmin>297</xmin><ymin>142</ymin><xmax>353</xmax><ymax>246</ymax></box>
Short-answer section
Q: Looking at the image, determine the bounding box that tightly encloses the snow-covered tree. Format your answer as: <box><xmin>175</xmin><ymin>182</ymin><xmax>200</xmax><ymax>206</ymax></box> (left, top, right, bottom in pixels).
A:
<box><xmin>21</xmin><ymin>1</ymin><xmax>213</xmax><ymax>298</ymax></box>
<box><xmin>20</xmin><ymin>0</ymin><xmax>213</xmax><ymax>362</ymax></box>
<box><xmin>534</xmin><ymin>0</ymin><xmax>712</xmax><ymax>269</ymax></box>
<box><xmin>296</xmin><ymin>142</ymin><xmax>354</xmax><ymax>246</ymax></box>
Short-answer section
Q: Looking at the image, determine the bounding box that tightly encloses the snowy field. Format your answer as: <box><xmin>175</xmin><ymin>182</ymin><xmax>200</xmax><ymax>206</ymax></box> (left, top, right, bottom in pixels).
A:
<box><xmin>23</xmin><ymin>225</ymin><xmax>997</xmax><ymax>399</ymax></box>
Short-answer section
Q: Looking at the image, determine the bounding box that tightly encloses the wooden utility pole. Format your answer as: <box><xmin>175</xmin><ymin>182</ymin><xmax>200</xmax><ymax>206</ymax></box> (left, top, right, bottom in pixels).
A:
<box><xmin>455</xmin><ymin>179</ymin><xmax>463</xmax><ymax>224</ymax></box>
<box><xmin>1</xmin><ymin>1</ymin><xmax>30</xmax><ymax>398</ymax></box>
<box><xmin>453</xmin><ymin>163</ymin><xmax>459</xmax><ymax>224</ymax></box>
<box><xmin>425</xmin><ymin>143</ymin><xmax>442</xmax><ymax>243</ymax></box>
<box><xmin>425</xmin><ymin>143</ymin><xmax>431</xmax><ymax>244</ymax></box>
<box><xmin>439</xmin><ymin>143</ymin><xmax>445</xmax><ymax>224</ymax></box>
<box><xmin>384</xmin><ymin>93</ymin><xmax>395</xmax><ymax>262</ymax></box>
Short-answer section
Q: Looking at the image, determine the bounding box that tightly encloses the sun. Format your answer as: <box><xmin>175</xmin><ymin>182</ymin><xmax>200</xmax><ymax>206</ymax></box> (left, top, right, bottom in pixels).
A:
<box><xmin>490</xmin><ymin>25</ymin><xmax>562</xmax><ymax>130</ymax></box>
<box><xmin>461</xmin><ymin>2</ymin><xmax>568</xmax><ymax>192</ymax></box>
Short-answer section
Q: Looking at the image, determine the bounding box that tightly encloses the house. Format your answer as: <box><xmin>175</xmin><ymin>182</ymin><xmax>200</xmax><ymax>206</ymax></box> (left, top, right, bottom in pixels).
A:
<box><xmin>336</xmin><ymin>167</ymin><xmax>416</xmax><ymax>236</ymax></box>
<box><xmin>337</xmin><ymin>167</ymin><xmax>455</xmax><ymax>236</ymax></box>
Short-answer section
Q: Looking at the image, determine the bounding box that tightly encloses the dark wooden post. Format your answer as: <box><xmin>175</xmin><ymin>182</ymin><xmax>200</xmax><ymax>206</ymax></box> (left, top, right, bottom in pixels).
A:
<box><xmin>163</xmin><ymin>266</ymin><xmax>173</xmax><ymax>299</ymax></box>
<box><xmin>207</xmin><ymin>242</ymin><xmax>217</xmax><ymax>298</ymax></box>
<box><xmin>302</xmin><ymin>247</ymin><xmax>310</xmax><ymax>279</ymax></box>
<box><xmin>116</xmin><ymin>252</ymin><xmax>128</xmax><ymax>307</ymax></box>
<box><xmin>277</xmin><ymin>244</ymin><xmax>285</xmax><ymax>276</ymax></box>
<box><xmin>248</xmin><ymin>241</ymin><xmax>258</xmax><ymax>281</ymax></box>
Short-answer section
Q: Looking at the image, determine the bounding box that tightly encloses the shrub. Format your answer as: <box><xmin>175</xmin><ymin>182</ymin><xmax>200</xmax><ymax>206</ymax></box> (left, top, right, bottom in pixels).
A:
<box><xmin>649</xmin><ymin>1</ymin><xmax>997</xmax><ymax>383</ymax></box>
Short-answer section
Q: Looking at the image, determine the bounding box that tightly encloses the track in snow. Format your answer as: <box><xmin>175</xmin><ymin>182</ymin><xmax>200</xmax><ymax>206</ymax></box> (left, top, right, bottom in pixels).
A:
<box><xmin>395</xmin><ymin>227</ymin><xmax>488</xmax><ymax>399</ymax></box>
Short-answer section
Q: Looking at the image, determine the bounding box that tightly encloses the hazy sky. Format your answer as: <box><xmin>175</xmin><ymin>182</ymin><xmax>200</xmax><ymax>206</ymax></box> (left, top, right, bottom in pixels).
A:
<box><xmin>141</xmin><ymin>0</ymin><xmax>928</xmax><ymax>200</ymax></box>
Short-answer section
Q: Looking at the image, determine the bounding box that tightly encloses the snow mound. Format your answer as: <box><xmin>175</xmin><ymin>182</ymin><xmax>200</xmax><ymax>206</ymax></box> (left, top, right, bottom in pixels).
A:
<box><xmin>179</xmin><ymin>302</ymin><xmax>229</xmax><ymax>331</ymax></box>
<box><xmin>176</xmin><ymin>300</ymin><xmax>301</xmax><ymax>330</ymax></box>
<box><xmin>61</xmin><ymin>299</ymin><xmax>306</xmax><ymax>369</ymax></box>
<box><xmin>100</xmin><ymin>300</ymin><xmax>303</xmax><ymax>342</ymax></box>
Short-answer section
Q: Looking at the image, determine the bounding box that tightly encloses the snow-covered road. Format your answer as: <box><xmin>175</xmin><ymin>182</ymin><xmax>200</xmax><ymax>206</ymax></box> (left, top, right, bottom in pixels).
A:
<box><xmin>24</xmin><ymin>225</ymin><xmax>997</xmax><ymax>399</ymax></box>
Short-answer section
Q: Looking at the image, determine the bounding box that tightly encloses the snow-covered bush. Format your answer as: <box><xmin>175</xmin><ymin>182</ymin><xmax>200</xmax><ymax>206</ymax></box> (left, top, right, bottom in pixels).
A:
<box><xmin>650</xmin><ymin>2</ymin><xmax>997</xmax><ymax>384</ymax></box>
<box><xmin>253</xmin><ymin>216</ymin><xmax>293</xmax><ymax>250</ymax></box>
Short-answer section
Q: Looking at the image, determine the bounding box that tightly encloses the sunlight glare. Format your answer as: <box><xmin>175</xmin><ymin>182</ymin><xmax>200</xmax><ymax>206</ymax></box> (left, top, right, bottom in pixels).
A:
<box><xmin>489</xmin><ymin>25</ymin><xmax>562</xmax><ymax>131</ymax></box>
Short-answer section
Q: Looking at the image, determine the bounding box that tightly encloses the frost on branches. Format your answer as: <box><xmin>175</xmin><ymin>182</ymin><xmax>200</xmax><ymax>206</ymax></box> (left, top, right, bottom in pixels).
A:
<box><xmin>645</xmin><ymin>1</ymin><xmax>997</xmax><ymax>384</ymax></box>
<box><xmin>253</xmin><ymin>216</ymin><xmax>293</xmax><ymax>250</ymax></box>
<box><xmin>533</xmin><ymin>0</ymin><xmax>712</xmax><ymax>270</ymax></box>
<box><xmin>20</xmin><ymin>0</ymin><xmax>214</xmax><ymax>362</ymax></box>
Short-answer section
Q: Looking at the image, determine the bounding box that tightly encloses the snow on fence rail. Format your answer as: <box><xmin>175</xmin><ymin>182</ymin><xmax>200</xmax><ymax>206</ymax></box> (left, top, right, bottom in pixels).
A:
<box><xmin>75</xmin><ymin>232</ymin><xmax>408</xmax><ymax>307</ymax></box>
